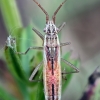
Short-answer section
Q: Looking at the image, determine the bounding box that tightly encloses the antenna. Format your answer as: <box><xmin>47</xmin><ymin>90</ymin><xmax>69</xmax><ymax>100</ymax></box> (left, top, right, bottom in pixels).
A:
<box><xmin>33</xmin><ymin>0</ymin><xmax>49</xmax><ymax>23</ymax></box>
<box><xmin>52</xmin><ymin>0</ymin><xmax>67</xmax><ymax>24</ymax></box>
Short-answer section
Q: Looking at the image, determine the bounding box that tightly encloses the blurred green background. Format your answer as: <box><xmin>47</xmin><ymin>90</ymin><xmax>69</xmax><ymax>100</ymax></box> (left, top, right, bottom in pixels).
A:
<box><xmin>0</xmin><ymin>0</ymin><xmax>100</xmax><ymax>100</ymax></box>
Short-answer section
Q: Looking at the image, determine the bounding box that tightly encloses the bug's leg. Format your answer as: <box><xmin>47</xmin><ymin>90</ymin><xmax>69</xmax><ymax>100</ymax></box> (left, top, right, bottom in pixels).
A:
<box><xmin>61</xmin><ymin>58</ymin><xmax>79</xmax><ymax>74</ymax></box>
<box><xmin>58</xmin><ymin>22</ymin><xmax>66</xmax><ymax>33</ymax></box>
<box><xmin>32</xmin><ymin>28</ymin><xmax>44</xmax><ymax>41</ymax></box>
<box><xmin>52</xmin><ymin>0</ymin><xmax>67</xmax><ymax>23</ymax></box>
<box><xmin>15</xmin><ymin>46</ymin><xmax>43</xmax><ymax>55</ymax></box>
<box><xmin>33</xmin><ymin>0</ymin><xmax>49</xmax><ymax>23</ymax></box>
<box><xmin>60</xmin><ymin>42</ymin><xmax>71</xmax><ymax>47</ymax></box>
<box><xmin>62</xmin><ymin>71</ymin><xmax>79</xmax><ymax>74</ymax></box>
<box><xmin>29</xmin><ymin>61</ymin><xmax>43</xmax><ymax>82</ymax></box>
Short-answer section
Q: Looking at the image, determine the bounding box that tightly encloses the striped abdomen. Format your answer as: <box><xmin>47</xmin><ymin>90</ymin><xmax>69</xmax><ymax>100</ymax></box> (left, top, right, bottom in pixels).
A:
<box><xmin>43</xmin><ymin>59</ymin><xmax>61</xmax><ymax>100</ymax></box>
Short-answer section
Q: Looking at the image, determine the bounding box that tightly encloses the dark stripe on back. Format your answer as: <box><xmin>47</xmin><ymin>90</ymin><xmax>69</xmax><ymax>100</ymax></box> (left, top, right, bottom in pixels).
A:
<box><xmin>51</xmin><ymin>59</ymin><xmax>54</xmax><ymax>75</ymax></box>
<box><xmin>52</xmin><ymin>84</ymin><xmax>54</xmax><ymax>100</ymax></box>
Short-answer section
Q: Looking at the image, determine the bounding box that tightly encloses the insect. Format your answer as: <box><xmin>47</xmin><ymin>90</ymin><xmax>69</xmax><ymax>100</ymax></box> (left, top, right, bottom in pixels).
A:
<box><xmin>8</xmin><ymin>0</ymin><xmax>79</xmax><ymax>100</ymax></box>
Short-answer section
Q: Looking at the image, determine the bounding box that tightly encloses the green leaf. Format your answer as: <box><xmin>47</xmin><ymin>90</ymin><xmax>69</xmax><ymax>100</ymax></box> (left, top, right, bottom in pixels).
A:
<box><xmin>35</xmin><ymin>72</ymin><xmax>44</xmax><ymax>100</ymax></box>
<box><xmin>4</xmin><ymin>46</ymin><xmax>27</xmax><ymax>82</ymax></box>
<box><xmin>29</xmin><ymin>71</ymin><xmax>44</xmax><ymax>100</ymax></box>
<box><xmin>4</xmin><ymin>46</ymin><xmax>30</xmax><ymax>100</ymax></box>
<box><xmin>0</xmin><ymin>0</ymin><xmax>23</xmax><ymax>34</ymax></box>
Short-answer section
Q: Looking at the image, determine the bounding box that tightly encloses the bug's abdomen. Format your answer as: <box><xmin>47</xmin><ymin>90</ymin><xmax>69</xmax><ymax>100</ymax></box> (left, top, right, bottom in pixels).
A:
<box><xmin>43</xmin><ymin>61</ymin><xmax>61</xmax><ymax>100</ymax></box>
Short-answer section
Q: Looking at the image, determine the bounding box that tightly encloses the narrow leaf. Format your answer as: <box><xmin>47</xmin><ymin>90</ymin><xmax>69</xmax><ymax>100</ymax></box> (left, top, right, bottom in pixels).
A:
<box><xmin>4</xmin><ymin>46</ymin><xmax>30</xmax><ymax>100</ymax></box>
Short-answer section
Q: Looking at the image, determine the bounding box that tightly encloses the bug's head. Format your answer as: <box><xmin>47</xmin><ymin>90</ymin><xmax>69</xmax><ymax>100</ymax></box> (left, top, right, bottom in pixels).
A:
<box><xmin>44</xmin><ymin>20</ymin><xmax>59</xmax><ymax>47</ymax></box>
<box><xmin>43</xmin><ymin>20</ymin><xmax>59</xmax><ymax>34</ymax></box>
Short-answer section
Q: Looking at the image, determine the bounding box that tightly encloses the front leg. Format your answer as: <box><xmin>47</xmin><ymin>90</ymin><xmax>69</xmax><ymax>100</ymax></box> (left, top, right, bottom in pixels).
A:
<box><xmin>32</xmin><ymin>27</ymin><xmax>44</xmax><ymax>41</ymax></box>
<box><xmin>14</xmin><ymin>46</ymin><xmax>43</xmax><ymax>55</ymax></box>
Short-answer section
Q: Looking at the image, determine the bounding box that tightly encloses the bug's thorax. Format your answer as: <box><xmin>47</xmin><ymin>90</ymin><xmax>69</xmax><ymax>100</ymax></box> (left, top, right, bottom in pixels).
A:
<box><xmin>43</xmin><ymin>20</ymin><xmax>60</xmax><ymax>64</ymax></box>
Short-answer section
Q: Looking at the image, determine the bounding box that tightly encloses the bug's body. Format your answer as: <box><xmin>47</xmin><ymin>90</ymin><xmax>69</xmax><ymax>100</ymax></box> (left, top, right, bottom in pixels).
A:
<box><xmin>12</xmin><ymin>0</ymin><xmax>79</xmax><ymax>100</ymax></box>
<box><xmin>43</xmin><ymin>21</ymin><xmax>61</xmax><ymax>100</ymax></box>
